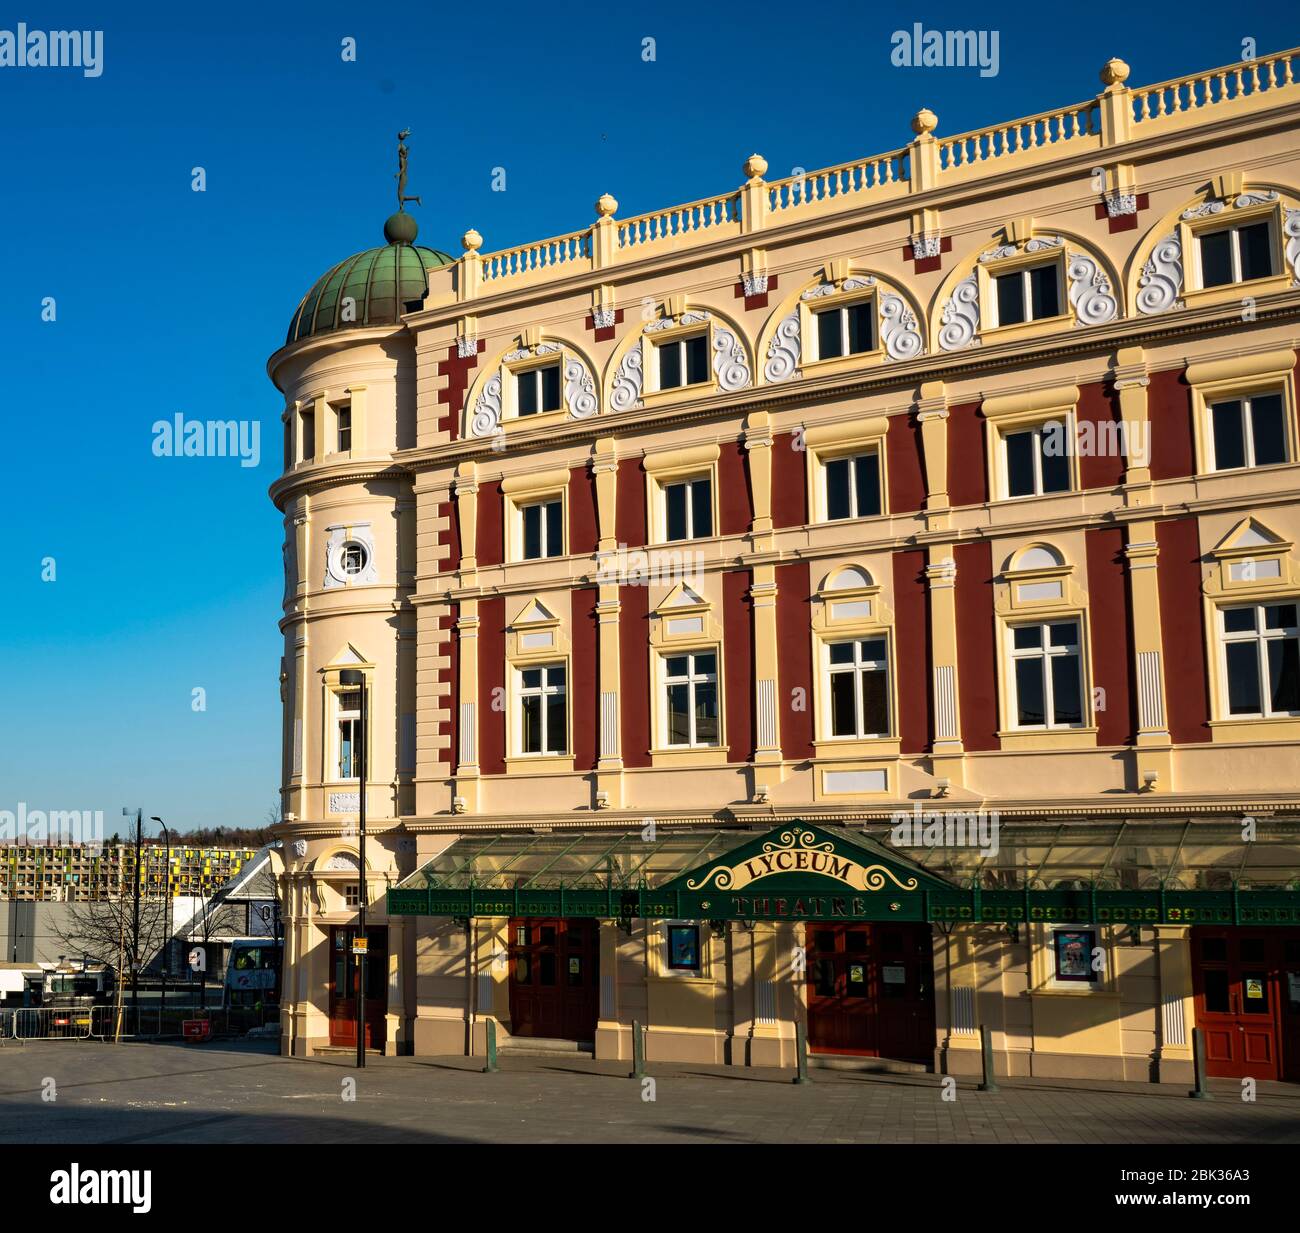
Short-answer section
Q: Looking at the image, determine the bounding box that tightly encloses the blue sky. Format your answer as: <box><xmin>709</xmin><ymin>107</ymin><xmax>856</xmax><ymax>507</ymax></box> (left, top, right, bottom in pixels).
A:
<box><xmin>1</xmin><ymin>2</ymin><xmax>1293</xmax><ymax>835</ymax></box>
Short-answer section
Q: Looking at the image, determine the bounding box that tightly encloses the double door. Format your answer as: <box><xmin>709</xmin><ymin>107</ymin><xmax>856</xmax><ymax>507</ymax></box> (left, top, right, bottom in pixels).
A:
<box><xmin>1192</xmin><ymin>928</ymin><xmax>1300</xmax><ymax>1081</ymax></box>
<box><xmin>508</xmin><ymin>918</ymin><xmax>599</xmax><ymax>1043</ymax></box>
<box><xmin>328</xmin><ymin>925</ymin><xmax>387</xmax><ymax>1050</ymax></box>
<box><xmin>806</xmin><ymin>923</ymin><xmax>934</xmax><ymax>1060</ymax></box>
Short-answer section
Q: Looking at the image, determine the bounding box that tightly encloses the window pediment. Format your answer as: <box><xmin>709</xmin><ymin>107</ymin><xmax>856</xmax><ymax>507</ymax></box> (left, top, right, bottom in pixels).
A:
<box><xmin>1206</xmin><ymin>517</ymin><xmax>1297</xmax><ymax>597</ymax></box>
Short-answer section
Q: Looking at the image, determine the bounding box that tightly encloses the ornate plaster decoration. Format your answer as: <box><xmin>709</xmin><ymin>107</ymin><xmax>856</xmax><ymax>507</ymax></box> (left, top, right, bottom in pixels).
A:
<box><xmin>879</xmin><ymin>294</ymin><xmax>924</xmax><ymax>359</ymax></box>
<box><xmin>456</xmin><ymin>335</ymin><xmax>478</xmax><ymax>358</ymax></box>
<box><xmin>1285</xmin><ymin>208</ymin><xmax>1300</xmax><ymax>286</ymax></box>
<box><xmin>592</xmin><ymin>305</ymin><xmax>616</xmax><ymax>329</ymax></box>
<box><xmin>1181</xmin><ymin>200</ymin><xmax>1224</xmax><ymax>220</ymax></box>
<box><xmin>911</xmin><ymin>233</ymin><xmax>941</xmax><ymax>258</ymax></box>
<box><xmin>322</xmin><ymin>848</ymin><xmax>360</xmax><ymax>870</ymax></box>
<box><xmin>742</xmin><ymin>271</ymin><xmax>769</xmax><ymax>297</ymax></box>
<box><xmin>323</xmin><ymin>523</ymin><xmax>378</xmax><ymax>589</ymax></box>
<box><xmin>646</xmin><ymin>310</ymin><xmax>709</xmax><ymax>333</ymax></box>
<box><xmin>610</xmin><ymin>343</ymin><xmax>644</xmax><ymax>412</ymax></box>
<box><xmin>764</xmin><ymin>311</ymin><xmax>801</xmax><ymax>383</ymax></box>
<box><xmin>292</xmin><ymin>839</ymin><xmax>307</xmax><ymax>859</ymax></box>
<box><xmin>1103</xmin><ymin>192</ymin><xmax>1137</xmax><ymax>217</ymax></box>
<box><xmin>1066</xmin><ymin>253</ymin><xmax>1119</xmax><ymax>326</ymax></box>
<box><xmin>564</xmin><ymin>356</ymin><xmax>598</xmax><ymax>418</ymax></box>
<box><xmin>1136</xmin><ymin>233</ymin><xmax>1184</xmax><ymax>315</ymax></box>
<box><xmin>1235</xmin><ymin>190</ymin><xmax>1279</xmax><ymax>208</ymax></box>
<box><xmin>469</xmin><ymin>372</ymin><xmax>503</xmax><ymax>437</ymax></box>
<box><xmin>979</xmin><ymin>236</ymin><xmax>1063</xmax><ymax>263</ymax></box>
<box><xmin>937</xmin><ymin>274</ymin><xmax>980</xmax><ymax>351</ymax></box>
<box><xmin>503</xmin><ymin>341</ymin><xmax>562</xmax><ymax>362</ymax></box>
<box><xmin>801</xmin><ymin>275</ymin><xmax>874</xmax><ymax>300</ymax></box>
<box><xmin>711</xmin><ymin>324</ymin><xmax>751</xmax><ymax>391</ymax></box>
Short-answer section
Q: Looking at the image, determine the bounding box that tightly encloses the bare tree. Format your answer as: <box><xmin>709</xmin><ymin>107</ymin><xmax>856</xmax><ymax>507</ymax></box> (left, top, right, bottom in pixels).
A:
<box><xmin>55</xmin><ymin>893</ymin><xmax>168</xmax><ymax>980</ymax></box>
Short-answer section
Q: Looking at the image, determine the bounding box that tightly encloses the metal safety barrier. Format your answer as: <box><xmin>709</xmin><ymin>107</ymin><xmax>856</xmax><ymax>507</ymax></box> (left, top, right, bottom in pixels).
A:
<box><xmin>0</xmin><ymin>1004</ymin><xmax>281</xmax><ymax>1043</ymax></box>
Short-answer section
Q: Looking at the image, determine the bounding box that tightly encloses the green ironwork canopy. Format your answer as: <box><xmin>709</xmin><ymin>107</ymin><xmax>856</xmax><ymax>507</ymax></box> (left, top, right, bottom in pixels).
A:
<box><xmin>387</xmin><ymin>819</ymin><xmax>1300</xmax><ymax>927</ymax></box>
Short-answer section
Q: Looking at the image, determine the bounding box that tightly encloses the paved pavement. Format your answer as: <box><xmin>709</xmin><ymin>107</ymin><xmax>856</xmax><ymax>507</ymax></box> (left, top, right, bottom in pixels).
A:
<box><xmin>0</xmin><ymin>1040</ymin><xmax>1297</xmax><ymax>1143</ymax></box>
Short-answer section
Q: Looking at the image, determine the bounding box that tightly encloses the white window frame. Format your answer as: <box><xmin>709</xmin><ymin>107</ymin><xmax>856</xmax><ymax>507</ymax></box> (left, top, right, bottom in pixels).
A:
<box><xmin>1218</xmin><ymin>602</ymin><xmax>1300</xmax><ymax>719</ymax></box>
<box><xmin>333</xmin><ymin>400</ymin><xmax>352</xmax><ymax>454</ymax></box>
<box><xmin>1006</xmin><ymin>619</ymin><xmax>1085</xmax><ymax>731</ymax></box>
<box><xmin>813</xmin><ymin>298</ymin><xmax>875</xmax><ymax>361</ymax></box>
<box><xmin>1000</xmin><ymin>419</ymin><xmax>1074</xmax><ymax>499</ymax></box>
<box><xmin>823</xmin><ymin>637</ymin><xmax>891</xmax><ymax>739</ymax></box>
<box><xmin>654</xmin><ymin>331</ymin><xmax>711</xmax><ymax>392</ymax></box>
<box><xmin>1194</xmin><ymin>218</ymin><xmax>1277</xmax><ymax>290</ymax></box>
<box><xmin>820</xmin><ymin>448</ymin><xmax>883</xmax><ymax>522</ymax></box>
<box><xmin>515</xmin><ymin>661</ymin><xmax>568</xmax><ymax>756</ymax></box>
<box><xmin>660</xmin><ymin>650</ymin><xmax>720</xmax><ymax>748</ymax></box>
<box><xmin>514</xmin><ymin>362</ymin><xmax>563</xmax><ymax>417</ymax></box>
<box><xmin>334</xmin><ymin>689</ymin><xmax>362</xmax><ymax>781</ymax></box>
<box><xmin>1206</xmin><ymin>390</ymin><xmax>1289</xmax><ymax>472</ymax></box>
<box><xmin>661</xmin><ymin>473</ymin><xmax>713</xmax><ymax>543</ymax></box>
<box><xmin>990</xmin><ymin>260</ymin><xmax>1063</xmax><ymax>328</ymax></box>
<box><xmin>518</xmin><ymin>495</ymin><xmax>565</xmax><ymax>561</ymax></box>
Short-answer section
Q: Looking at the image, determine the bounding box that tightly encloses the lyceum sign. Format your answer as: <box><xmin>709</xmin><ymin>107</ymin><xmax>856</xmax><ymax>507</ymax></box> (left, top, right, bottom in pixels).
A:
<box><xmin>685</xmin><ymin>827</ymin><xmax>920</xmax><ymax>894</ymax></box>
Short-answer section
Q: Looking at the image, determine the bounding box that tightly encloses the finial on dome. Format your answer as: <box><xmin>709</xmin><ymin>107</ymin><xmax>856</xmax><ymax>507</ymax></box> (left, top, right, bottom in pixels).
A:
<box><xmin>385</xmin><ymin>127</ymin><xmax>422</xmax><ymax>243</ymax></box>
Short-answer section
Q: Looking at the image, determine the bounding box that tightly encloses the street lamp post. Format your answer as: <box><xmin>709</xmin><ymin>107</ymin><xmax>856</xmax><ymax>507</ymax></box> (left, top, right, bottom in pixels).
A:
<box><xmin>151</xmin><ymin>818</ymin><xmax>171</xmax><ymax>1016</ymax></box>
<box><xmin>338</xmin><ymin>668</ymin><xmax>367</xmax><ymax>1069</ymax></box>
<box><xmin>122</xmin><ymin>807</ymin><xmax>142</xmax><ymax>1028</ymax></box>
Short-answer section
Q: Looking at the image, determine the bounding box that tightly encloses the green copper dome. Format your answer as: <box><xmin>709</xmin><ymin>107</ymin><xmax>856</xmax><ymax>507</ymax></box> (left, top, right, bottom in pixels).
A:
<box><xmin>287</xmin><ymin>235</ymin><xmax>454</xmax><ymax>345</ymax></box>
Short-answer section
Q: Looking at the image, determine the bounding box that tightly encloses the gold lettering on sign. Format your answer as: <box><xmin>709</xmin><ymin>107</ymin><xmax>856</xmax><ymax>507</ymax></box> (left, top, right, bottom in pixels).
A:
<box><xmin>686</xmin><ymin>827</ymin><xmax>918</xmax><ymax>893</ymax></box>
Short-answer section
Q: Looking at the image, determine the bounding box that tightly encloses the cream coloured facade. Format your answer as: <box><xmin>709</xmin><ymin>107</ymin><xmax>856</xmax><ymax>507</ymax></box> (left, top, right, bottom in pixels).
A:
<box><xmin>268</xmin><ymin>50</ymin><xmax>1300</xmax><ymax>1082</ymax></box>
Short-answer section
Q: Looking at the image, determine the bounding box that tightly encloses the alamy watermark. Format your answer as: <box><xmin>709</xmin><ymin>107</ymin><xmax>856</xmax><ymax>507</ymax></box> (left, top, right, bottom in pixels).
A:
<box><xmin>890</xmin><ymin>24</ymin><xmax>999</xmax><ymax>78</ymax></box>
<box><xmin>152</xmin><ymin>414</ymin><xmax>261</xmax><ymax>468</ymax></box>
<box><xmin>0</xmin><ymin>803</ymin><xmax>104</xmax><ymax>848</ymax></box>
<box><xmin>0</xmin><ymin>24</ymin><xmax>102</xmax><ymax>77</ymax></box>
<box><xmin>889</xmin><ymin>802</ymin><xmax>1000</xmax><ymax>857</ymax></box>
<box><xmin>595</xmin><ymin>544</ymin><xmax>704</xmax><ymax>588</ymax></box>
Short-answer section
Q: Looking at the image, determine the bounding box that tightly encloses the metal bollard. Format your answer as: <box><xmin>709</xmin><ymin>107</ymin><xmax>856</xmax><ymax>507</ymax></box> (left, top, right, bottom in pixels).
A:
<box><xmin>482</xmin><ymin>1018</ymin><xmax>499</xmax><ymax>1073</ymax></box>
<box><xmin>793</xmin><ymin>1020</ymin><xmax>811</xmax><ymax>1085</ymax></box>
<box><xmin>977</xmin><ymin>1024</ymin><xmax>999</xmax><ymax>1092</ymax></box>
<box><xmin>630</xmin><ymin>1018</ymin><xmax>645</xmax><ymax>1079</ymax></box>
<box><xmin>1188</xmin><ymin>1027</ymin><xmax>1213</xmax><ymax>1100</ymax></box>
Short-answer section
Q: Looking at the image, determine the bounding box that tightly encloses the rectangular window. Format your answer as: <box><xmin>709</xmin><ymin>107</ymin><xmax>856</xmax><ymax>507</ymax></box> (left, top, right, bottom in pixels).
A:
<box><xmin>521</xmin><ymin>498</ymin><xmax>563</xmax><ymax>560</ymax></box>
<box><xmin>1209</xmin><ymin>392</ymin><xmax>1287</xmax><ymax>470</ymax></box>
<box><xmin>1004</xmin><ymin>422</ymin><xmax>1071</xmax><ymax>497</ymax></box>
<box><xmin>300</xmin><ymin>409</ymin><xmax>315</xmax><ymax>462</ymax></box>
<box><xmin>826</xmin><ymin>638</ymin><xmax>890</xmax><ymax>738</ymax></box>
<box><xmin>336</xmin><ymin>403</ymin><xmax>352</xmax><ymax>452</ymax></box>
<box><xmin>824</xmin><ymin>451</ymin><xmax>882</xmax><ymax>520</ymax></box>
<box><xmin>1220</xmin><ymin>603</ymin><xmax>1300</xmax><ymax>718</ymax></box>
<box><xmin>663</xmin><ymin>476</ymin><xmax>712</xmax><ymax>541</ymax></box>
<box><xmin>336</xmin><ymin>689</ymin><xmax>362</xmax><ymax>779</ymax></box>
<box><xmin>663</xmin><ymin>651</ymin><xmax>719</xmax><ymax>747</ymax></box>
<box><xmin>815</xmin><ymin>301</ymin><xmax>875</xmax><ymax>359</ymax></box>
<box><xmin>658</xmin><ymin>334</ymin><xmax>710</xmax><ymax>390</ymax></box>
<box><xmin>994</xmin><ymin>263</ymin><xmax>1061</xmax><ymax>326</ymax></box>
<box><xmin>517</xmin><ymin>364</ymin><xmax>562</xmax><ymax>416</ymax></box>
<box><xmin>1198</xmin><ymin>220</ymin><xmax>1275</xmax><ymax>288</ymax></box>
<box><xmin>1008</xmin><ymin>620</ymin><xmax>1084</xmax><ymax>729</ymax></box>
<box><xmin>518</xmin><ymin>663</ymin><xmax>568</xmax><ymax>755</ymax></box>
<box><xmin>283</xmin><ymin>417</ymin><xmax>294</xmax><ymax>469</ymax></box>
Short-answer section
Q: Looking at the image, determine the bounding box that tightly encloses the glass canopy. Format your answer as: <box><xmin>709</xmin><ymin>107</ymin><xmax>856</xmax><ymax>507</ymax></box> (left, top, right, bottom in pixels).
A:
<box><xmin>398</xmin><ymin>818</ymin><xmax>1300</xmax><ymax>894</ymax></box>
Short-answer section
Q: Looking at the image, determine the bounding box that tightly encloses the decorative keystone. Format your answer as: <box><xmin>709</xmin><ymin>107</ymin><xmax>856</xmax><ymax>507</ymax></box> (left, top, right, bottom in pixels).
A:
<box><xmin>1100</xmin><ymin>57</ymin><xmax>1130</xmax><ymax>87</ymax></box>
<box><xmin>911</xmin><ymin>108</ymin><xmax>938</xmax><ymax>136</ymax></box>
<box><xmin>743</xmin><ymin>153</ymin><xmax>768</xmax><ymax>181</ymax></box>
<box><xmin>595</xmin><ymin>192</ymin><xmax>618</xmax><ymax>217</ymax></box>
<box><xmin>461</xmin><ymin>227</ymin><xmax>482</xmax><ymax>252</ymax></box>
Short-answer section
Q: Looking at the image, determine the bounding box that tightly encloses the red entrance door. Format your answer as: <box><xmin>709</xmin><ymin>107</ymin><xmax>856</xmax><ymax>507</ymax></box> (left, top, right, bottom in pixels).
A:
<box><xmin>1192</xmin><ymin>927</ymin><xmax>1300</xmax><ymax>1081</ymax></box>
<box><xmin>328</xmin><ymin>926</ymin><xmax>387</xmax><ymax>1050</ymax></box>
<box><xmin>806</xmin><ymin>923</ymin><xmax>934</xmax><ymax>1061</ymax></box>
<box><xmin>508</xmin><ymin>918</ymin><xmax>599</xmax><ymax>1042</ymax></box>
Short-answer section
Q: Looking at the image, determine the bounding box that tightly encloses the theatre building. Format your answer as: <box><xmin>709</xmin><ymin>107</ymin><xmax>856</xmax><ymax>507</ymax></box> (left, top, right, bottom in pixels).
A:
<box><xmin>268</xmin><ymin>48</ymin><xmax>1300</xmax><ymax>1083</ymax></box>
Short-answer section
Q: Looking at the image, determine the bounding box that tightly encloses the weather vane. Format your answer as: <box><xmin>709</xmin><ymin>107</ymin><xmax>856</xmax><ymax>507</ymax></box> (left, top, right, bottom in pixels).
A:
<box><xmin>395</xmin><ymin>128</ymin><xmax>422</xmax><ymax>212</ymax></box>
